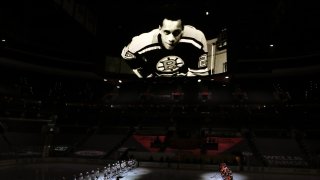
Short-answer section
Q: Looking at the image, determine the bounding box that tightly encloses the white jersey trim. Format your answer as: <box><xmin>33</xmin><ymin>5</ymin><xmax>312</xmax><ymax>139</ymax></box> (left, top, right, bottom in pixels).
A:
<box><xmin>179</xmin><ymin>39</ymin><xmax>202</xmax><ymax>49</ymax></box>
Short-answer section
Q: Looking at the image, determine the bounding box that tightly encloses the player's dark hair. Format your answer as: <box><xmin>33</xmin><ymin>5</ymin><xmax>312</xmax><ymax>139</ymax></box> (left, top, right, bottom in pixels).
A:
<box><xmin>157</xmin><ymin>3</ymin><xmax>187</xmax><ymax>27</ymax></box>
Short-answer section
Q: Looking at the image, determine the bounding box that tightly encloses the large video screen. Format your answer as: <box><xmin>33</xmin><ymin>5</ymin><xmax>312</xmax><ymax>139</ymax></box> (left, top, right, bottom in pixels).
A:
<box><xmin>103</xmin><ymin>1</ymin><xmax>228</xmax><ymax>78</ymax></box>
<box><xmin>105</xmin><ymin>28</ymin><xmax>228</xmax><ymax>78</ymax></box>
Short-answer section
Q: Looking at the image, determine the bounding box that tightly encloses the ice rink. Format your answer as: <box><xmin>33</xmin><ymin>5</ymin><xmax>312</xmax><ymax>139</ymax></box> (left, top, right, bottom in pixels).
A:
<box><xmin>0</xmin><ymin>163</ymin><xmax>319</xmax><ymax>180</ymax></box>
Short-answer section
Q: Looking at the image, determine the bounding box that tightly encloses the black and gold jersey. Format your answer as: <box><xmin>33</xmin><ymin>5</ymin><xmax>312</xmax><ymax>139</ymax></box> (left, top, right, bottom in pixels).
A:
<box><xmin>121</xmin><ymin>25</ymin><xmax>208</xmax><ymax>78</ymax></box>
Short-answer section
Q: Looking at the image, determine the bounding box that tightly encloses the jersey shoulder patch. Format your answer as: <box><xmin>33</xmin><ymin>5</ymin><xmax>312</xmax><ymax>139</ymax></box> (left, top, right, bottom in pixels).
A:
<box><xmin>121</xmin><ymin>46</ymin><xmax>136</xmax><ymax>60</ymax></box>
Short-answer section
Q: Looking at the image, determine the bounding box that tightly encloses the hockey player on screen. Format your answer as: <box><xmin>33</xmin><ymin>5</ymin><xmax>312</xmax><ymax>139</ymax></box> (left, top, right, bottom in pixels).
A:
<box><xmin>121</xmin><ymin>6</ymin><xmax>208</xmax><ymax>78</ymax></box>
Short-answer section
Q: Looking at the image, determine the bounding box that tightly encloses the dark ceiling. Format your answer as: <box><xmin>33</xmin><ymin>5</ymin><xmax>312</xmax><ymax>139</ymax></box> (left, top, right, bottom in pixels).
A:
<box><xmin>1</xmin><ymin>0</ymin><xmax>320</xmax><ymax>67</ymax></box>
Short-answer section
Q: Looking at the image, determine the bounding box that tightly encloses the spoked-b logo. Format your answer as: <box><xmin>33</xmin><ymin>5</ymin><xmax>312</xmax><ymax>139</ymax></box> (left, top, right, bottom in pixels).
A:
<box><xmin>156</xmin><ymin>56</ymin><xmax>184</xmax><ymax>72</ymax></box>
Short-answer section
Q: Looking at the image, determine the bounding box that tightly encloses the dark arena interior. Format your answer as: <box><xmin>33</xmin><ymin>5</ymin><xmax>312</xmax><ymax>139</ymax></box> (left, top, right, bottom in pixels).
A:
<box><xmin>1</xmin><ymin>0</ymin><xmax>320</xmax><ymax>179</ymax></box>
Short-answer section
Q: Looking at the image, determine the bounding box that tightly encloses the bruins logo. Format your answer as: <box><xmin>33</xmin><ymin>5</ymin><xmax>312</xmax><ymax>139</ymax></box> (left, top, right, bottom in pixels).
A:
<box><xmin>156</xmin><ymin>56</ymin><xmax>184</xmax><ymax>72</ymax></box>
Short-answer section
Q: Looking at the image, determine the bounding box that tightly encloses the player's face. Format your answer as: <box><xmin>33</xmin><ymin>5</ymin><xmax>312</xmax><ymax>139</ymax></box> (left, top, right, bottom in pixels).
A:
<box><xmin>159</xmin><ymin>19</ymin><xmax>183</xmax><ymax>50</ymax></box>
